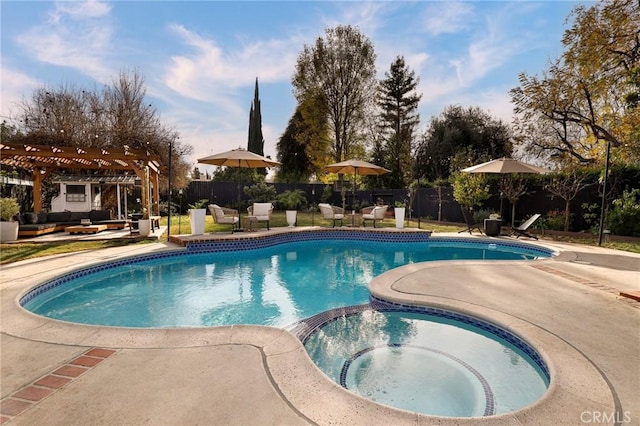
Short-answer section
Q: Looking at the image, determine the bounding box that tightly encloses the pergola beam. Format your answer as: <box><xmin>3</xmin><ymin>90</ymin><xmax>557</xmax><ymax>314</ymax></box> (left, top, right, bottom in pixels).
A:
<box><xmin>0</xmin><ymin>142</ymin><xmax>163</xmax><ymax>214</ymax></box>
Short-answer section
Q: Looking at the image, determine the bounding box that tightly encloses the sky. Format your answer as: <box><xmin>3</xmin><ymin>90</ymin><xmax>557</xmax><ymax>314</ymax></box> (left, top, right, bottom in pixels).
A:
<box><xmin>1</xmin><ymin>1</ymin><xmax>587</xmax><ymax>173</ymax></box>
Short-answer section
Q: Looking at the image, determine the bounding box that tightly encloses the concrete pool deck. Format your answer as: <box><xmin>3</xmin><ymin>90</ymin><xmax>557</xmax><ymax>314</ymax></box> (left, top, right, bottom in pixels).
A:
<box><xmin>1</xmin><ymin>229</ymin><xmax>639</xmax><ymax>425</ymax></box>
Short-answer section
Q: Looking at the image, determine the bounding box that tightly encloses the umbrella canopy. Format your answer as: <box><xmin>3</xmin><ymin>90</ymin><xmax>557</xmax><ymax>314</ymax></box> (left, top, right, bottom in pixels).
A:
<box><xmin>324</xmin><ymin>159</ymin><xmax>390</xmax><ymax>206</ymax></box>
<box><xmin>197</xmin><ymin>148</ymin><xmax>280</xmax><ymax>230</ymax></box>
<box><xmin>198</xmin><ymin>147</ymin><xmax>280</xmax><ymax>168</ymax></box>
<box><xmin>324</xmin><ymin>159</ymin><xmax>391</xmax><ymax>176</ymax></box>
<box><xmin>461</xmin><ymin>157</ymin><xmax>548</xmax><ymax>174</ymax></box>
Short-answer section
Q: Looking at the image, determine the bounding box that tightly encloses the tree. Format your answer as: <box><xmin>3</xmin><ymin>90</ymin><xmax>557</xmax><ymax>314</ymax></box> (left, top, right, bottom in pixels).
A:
<box><xmin>545</xmin><ymin>166</ymin><xmax>593</xmax><ymax>231</ymax></box>
<box><xmin>377</xmin><ymin>56</ymin><xmax>422</xmax><ymax>188</ymax></box>
<box><xmin>510</xmin><ymin>0</ymin><xmax>640</xmax><ymax>166</ymax></box>
<box><xmin>11</xmin><ymin>70</ymin><xmax>192</xmax><ymax>191</ymax></box>
<box><xmin>415</xmin><ymin>106</ymin><xmax>512</xmax><ymax>182</ymax></box>
<box><xmin>247</xmin><ymin>77</ymin><xmax>265</xmax><ymax>157</ymax></box>
<box><xmin>275</xmin><ymin>107</ymin><xmax>312</xmax><ymax>182</ymax></box>
<box><xmin>292</xmin><ymin>25</ymin><xmax>377</xmax><ymax>164</ymax></box>
<box><xmin>452</xmin><ymin>173</ymin><xmax>491</xmax><ymax>210</ymax></box>
<box><xmin>498</xmin><ymin>176</ymin><xmax>529</xmax><ymax>227</ymax></box>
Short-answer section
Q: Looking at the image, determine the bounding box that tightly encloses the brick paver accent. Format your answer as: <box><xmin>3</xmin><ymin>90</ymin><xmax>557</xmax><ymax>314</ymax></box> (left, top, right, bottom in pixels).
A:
<box><xmin>34</xmin><ymin>375</ymin><xmax>72</xmax><ymax>389</ymax></box>
<box><xmin>13</xmin><ymin>386</ymin><xmax>53</xmax><ymax>402</ymax></box>
<box><xmin>0</xmin><ymin>348</ymin><xmax>117</xmax><ymax>422</ymax></box>
<box><xmin>70</xmin><ymin>355</ymin><xmax>104</xmax><ymax>367</ymax></box>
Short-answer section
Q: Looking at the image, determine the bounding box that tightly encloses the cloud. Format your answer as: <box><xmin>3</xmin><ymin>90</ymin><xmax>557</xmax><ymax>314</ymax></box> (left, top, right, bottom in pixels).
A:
<box><xmin>0</xmin><ymin>67</ymin><xmax>41</xmax><ymax>119</ymax></box>
<box><xmin>164</xmin><ymin>24</ymin><xmax>299</xmax><ymax>99</ymax></box>
<box><xmin>421</xmin><ymin>2</ymin><xmax>475</xmax><ymax>36</ymax></box>
<box><xmin>50</xmin><ymin>0</ymin><xmax>111</xmax><ymax>21</ymax></box>
<box><xmin>15</xmin><ymin>1</ymin><xmax>114</xmax><ymax>83</ymax></box>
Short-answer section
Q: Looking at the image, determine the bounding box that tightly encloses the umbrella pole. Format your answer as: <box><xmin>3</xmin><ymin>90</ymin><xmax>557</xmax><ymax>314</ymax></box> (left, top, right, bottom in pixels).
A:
<box><xmin>352</xmin><ymin>169</ymin><xmax>357</xmax><ymax>213</ymax></box>
<box><xmin>236</xmin><ymin>162</ymin><xmax>243</xmax><ymax>232</ymax></box>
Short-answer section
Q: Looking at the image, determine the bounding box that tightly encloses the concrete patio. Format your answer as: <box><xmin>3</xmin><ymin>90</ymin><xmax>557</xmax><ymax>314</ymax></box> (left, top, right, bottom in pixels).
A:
<box><xmin>1</xmin><ymin>229</ymin><xmax>638</xmax><ymax>425</ymax></box>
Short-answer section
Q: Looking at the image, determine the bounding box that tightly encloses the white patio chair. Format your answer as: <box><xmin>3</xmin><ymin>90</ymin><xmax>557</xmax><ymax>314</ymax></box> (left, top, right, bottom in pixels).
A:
<box><xmin>208</xmin><ymin>204</ymin><xmax>239</xmax><ymax>233</ymax></box>
<box><xmin>318</xmin><ymin>203</ymin><xmax>344</xmax><ymax>227</ymax></box>
<box><xmin>361</xmin><ymin>205</ymin><xmax>388</xmax><ymax>228</ymax></box>
<box><xmin>247</xmin><ymin>203</ymin><xmax>273</xmax><ymax>230</ymax></box>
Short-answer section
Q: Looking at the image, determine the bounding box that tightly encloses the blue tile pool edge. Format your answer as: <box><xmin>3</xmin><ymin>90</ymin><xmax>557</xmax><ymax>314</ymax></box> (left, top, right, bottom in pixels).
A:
<box><xmin>19</xmin><ymin>230</ymin><xmax>554</xmax><ymax>312</ymax></box>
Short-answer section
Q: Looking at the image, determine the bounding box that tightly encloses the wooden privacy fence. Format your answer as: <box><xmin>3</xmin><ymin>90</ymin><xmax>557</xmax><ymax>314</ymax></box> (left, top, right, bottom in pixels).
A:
<box><xmin>184</xmin><ymin>181</ymin><xmax>604</xmax><ymax>230</ymax></box>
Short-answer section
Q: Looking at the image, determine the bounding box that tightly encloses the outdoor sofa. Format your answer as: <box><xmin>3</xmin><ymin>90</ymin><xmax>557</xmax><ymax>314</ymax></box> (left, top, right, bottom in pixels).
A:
<box><xmin>16</xmin><ymin>210</ymin><xmax>128</xmax><ymax>237</ymax></box>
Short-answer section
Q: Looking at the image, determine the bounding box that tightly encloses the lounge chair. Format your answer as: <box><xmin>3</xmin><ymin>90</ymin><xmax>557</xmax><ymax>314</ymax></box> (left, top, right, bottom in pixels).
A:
<box><xmin>361</xmin><ymin>205</ymin><xmax>388</xmax><ymax>228</ymax></box>
<box><xmin>247</xmin><ymin>203</ymin><xmax>273</xmax><ymax>230</ymax></box>
<box><xmin>318</xmin><ymin>203</ymin><xmax>344</xmax><ymax>227</ymax></box>
<box><xmin>510</xmin><ymin>214</ymin><xmax>541</xmax><ymax>240</ymax></box>
<box><xmin>208</xmin><ymin>204</ymin><xmax>239</xmax><ymax>233</ymax></box>
<box><xmin>458</xmin><ymin>207</ymin><xmax>484</xmax><ymax>235</ymax></box>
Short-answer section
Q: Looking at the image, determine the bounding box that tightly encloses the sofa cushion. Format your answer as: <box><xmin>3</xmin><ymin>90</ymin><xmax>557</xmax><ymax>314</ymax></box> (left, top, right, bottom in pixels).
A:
<box><xmin>19</xmin><ymin>224</ymin><xmax>56</xmax><ymax>231</ymax></box>
<box><xmin>47</xmin><ymin>211</ymin><xmax>72</xmax><ymax>222</ymax></box>
<box><xmin>25</xmin><ymin>212</ymin><xmax>39</xmax><ymax>224</ymax></box>
<box><xmin>90</xmin><ymin>210</ymin><xmax>111</xmax><ymax>221</ymax></box>
<box><xmin>69</xmin><ymin>211</ymin><xmax>90</xmax><ymax>221</ymax></box>
<box><xmin>37</xmin><ymin>212</ymin><xmax>49</xmax><ymax>224</ymax></box>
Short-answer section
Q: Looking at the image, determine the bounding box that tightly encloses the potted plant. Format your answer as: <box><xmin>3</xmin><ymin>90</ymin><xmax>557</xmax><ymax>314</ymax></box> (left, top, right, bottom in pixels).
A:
<box><xmin>0</xmin><ymin>197</ymin><xmax>20</xmax><ymax>242</ymax></box>
<box><xmin>188</xmin><ymin>199</ymin><xmax>209</xmax><ymax>235</ymax></box>
<box><xmin>394</xmin><ymin>200</ymin><xmax>406</xmax><ymax>229</ymax></box>
<box><xmin>277</xmin><ymin>190</ymin><xmax>307</xmax><ymax>227</ymax></box>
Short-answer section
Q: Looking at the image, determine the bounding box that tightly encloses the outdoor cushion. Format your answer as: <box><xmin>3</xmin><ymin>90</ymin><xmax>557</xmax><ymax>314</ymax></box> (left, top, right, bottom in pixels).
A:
<box><xmin>250</xmin><ymin>203</ymin><xmax>273</xmax><ymax>220</ymax></box>
<box><xmin>47</xmin><ymin>211</ymin><xmax>72</xmax><ymax>222</ymax></box>
<box><xmin>24</xmin><ymin>213</ymin><xmax>39</xmax><ymax>224</ymax></box>
<box><xmin>36</xmin><ymin>212</ymin><xmax>49</xmax><ymax>224</ymax></box>
<box><xmin>90</xmin><ymin>209</ymin><xmax>111</xmax><ymax>221</ymax></box>
<box><xmin>69</xmin><ymin>211</ymin><xmax>90</xmax><ymax>221</ymax></box>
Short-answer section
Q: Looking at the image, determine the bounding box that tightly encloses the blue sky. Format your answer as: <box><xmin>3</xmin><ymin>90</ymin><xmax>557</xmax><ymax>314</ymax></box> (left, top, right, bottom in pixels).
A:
<box><xmin>1</xmin><ymin>1</ymin><xmax>585</xmax><ymax>172</ymax></box>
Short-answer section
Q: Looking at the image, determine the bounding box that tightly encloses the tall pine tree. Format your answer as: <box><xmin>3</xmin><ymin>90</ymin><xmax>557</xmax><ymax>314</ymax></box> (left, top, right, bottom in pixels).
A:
<box><xmin>377</xmin><ymin>56</ymin><xmax>421</xmax><ymax>188</ymax></box>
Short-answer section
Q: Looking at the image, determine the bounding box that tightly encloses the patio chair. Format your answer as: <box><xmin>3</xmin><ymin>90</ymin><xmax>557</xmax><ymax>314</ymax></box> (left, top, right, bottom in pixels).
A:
<box><xmin>510</xmin><ymin>214</ymin><xmax>541</xmax><ymax>240</ymax></box>
<box><xmin>247</xmin><ymin>203</ymin><xmax>273</xmax><ymax>230</ymax></box>
<box><xmin>318</xmin><ymin>203</ymin><xmax>344</xmax><ymax>227</ymax></box>
<box><xmin>361</xmin><ymin>205</ymin><xmax>388</xmax><ymax>228</ymax></box>
<box><xmin>208</xmin><ymin>204</ymin><xmax>239</xmax><ymax>233</ymax></box>
<box><xmin>458</xmin><ymin>207</ymin><xmax>484</xmax><ymax>235</ymax></box>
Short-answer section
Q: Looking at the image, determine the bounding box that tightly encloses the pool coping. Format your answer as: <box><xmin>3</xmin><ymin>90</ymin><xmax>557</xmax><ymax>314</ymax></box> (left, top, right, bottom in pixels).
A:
<box><xmin>1</xmin><ymin>231</ymin><xmax>637</xmax><ymax>424</ymax></box>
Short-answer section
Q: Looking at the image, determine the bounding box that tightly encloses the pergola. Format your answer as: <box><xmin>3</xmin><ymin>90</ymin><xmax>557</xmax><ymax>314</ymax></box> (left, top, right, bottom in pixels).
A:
<box><xmin>0</xmin><ymin>142</ymin><xmax>163</xmax><ymax>215</ymax></box>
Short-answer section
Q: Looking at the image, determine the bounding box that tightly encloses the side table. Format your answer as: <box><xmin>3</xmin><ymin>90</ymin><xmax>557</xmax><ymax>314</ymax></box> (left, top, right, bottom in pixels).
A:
<box><xmin>484</xmin><ymin>218</ymin><xmax>502</xmax><ymax>236</ymax></box>
<box><xmin>243</xmin><ymin>216</ymin><xmax>257</xmax><ymax>232</ymax></box>
<box><xmin>348</xmin><ymin>213</ymin><xmax>361</xmax><ymax>227</ymax></box>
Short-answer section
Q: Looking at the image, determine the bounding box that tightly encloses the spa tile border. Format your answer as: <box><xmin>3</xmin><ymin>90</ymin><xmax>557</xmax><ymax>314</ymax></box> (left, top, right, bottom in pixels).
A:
<box><xmin>290</xmin><ymin>299</ymin><xmax>550</xmax><ymax>382</ymax></box>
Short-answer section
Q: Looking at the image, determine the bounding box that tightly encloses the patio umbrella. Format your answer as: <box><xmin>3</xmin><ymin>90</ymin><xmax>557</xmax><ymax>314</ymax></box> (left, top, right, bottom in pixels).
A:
<box><xmin>461</xmin><ymin>157</ymin><xmax>548</xmax><ymax>174</ymax></box>
<box><xmin>198</xmin><ymin>148</ymin><xmax>280</xmax><ymax>229</ymax></box>
<box><xmin>462</xmin><ymin>157</ymin><xmax>548</xmax><ymax>227</ymax></box>
<box><xmin>324</xmin><ymin>159</ymin><xmax>390</xmax><ymax>206</ymax></box>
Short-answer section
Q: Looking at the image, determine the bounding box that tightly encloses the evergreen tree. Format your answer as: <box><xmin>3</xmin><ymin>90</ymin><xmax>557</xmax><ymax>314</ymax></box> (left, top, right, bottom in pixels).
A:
<box><xmin>415</xmin><ymin>105</ymin><xmax>512</xmax><ymax>182</ymax></box>
<box><xmin>275</xmin><ymin>107</ymin><xmax>312</xmax><ymax>182</ymax></box>
<box><xmin>247</xmin><ymin>77</ymin><xmax>264</xmax><ymax>156</ymax></box>
<box><xmin>377</xmin><ymin>56</ymin><xmax>422</xmax><ymax>188</ymax></box>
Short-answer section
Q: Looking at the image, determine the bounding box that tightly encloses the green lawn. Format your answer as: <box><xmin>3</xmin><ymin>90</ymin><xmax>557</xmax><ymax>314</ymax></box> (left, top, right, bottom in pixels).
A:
<box><xmin>1</xmin><ymin>211</ymin><xmax>638</xmax><ymax>265</ymax></box>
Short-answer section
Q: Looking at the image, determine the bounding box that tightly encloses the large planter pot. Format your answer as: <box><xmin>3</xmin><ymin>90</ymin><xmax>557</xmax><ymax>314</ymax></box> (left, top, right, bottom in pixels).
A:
<box><xmin>189</xmin><ymin>209</ymin><xmax>206</xmax><ymax>235</ymax></box>
<box><xmin>138</xmin><ymin>219</ymin><xmax>152</xmax><ymax>237</ymax></box>
<box><xmin>0</xmin><ymin>221</ymin><xmax>19</xmax><ymax>242</ymax></box>
<box><xmin>285</xmin><ymin>210</ymin><xmax>297</xmax><ymax>227</ymax></box>
<box><xmin>394</xmin><ymin>207</ymin><xmax>405</xmax><ymax>229</ymax></box>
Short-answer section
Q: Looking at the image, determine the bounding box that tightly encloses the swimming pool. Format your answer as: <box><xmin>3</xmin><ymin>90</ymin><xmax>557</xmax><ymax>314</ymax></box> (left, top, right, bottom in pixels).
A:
<box><xmin>21</xmin><ymin>234</ymin><xmax>553</xmax><ymax>328</ymax></box>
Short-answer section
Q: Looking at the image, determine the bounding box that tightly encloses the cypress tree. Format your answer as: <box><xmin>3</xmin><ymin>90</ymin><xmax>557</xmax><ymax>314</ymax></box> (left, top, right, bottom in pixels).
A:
<box><xmin>247</xmin><ymin>77</ymin><xmax>264</xmax><ymax>157</ymax></box>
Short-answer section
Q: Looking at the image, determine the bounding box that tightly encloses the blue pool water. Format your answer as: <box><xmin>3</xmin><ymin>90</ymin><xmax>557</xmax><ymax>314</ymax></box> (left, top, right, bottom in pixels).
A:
<box><xmin>23</xmin><ymin>238</ymin><xmax>551</xmax><ymax>328</ymax></box>
<box><xmin>303</xmin><ymin>308</ymin><xmax>549</xmax><ymax>416</ymax></box>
